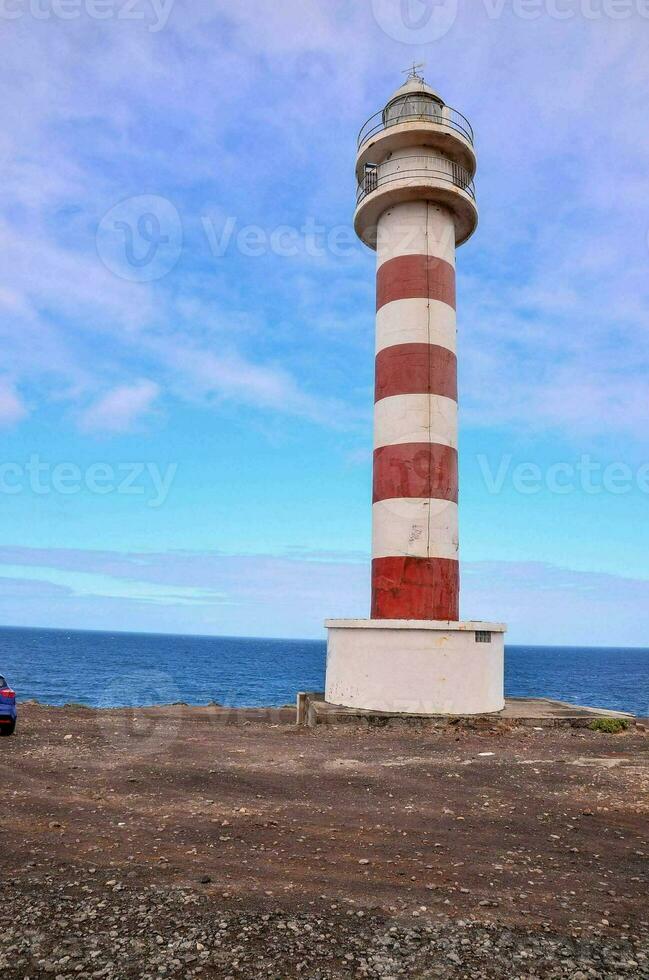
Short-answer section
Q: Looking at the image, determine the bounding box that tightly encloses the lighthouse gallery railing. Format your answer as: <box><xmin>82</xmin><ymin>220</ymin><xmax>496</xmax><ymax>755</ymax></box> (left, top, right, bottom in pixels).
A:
<box><xmin>358</xmin><ymin>105</ymin><xmax>474</xmax><ymax>150</ymax></box>
<box><xmin>356</xmin><ymin>162</ymin><xmax>476</xmax><ymax>206</ymax></box>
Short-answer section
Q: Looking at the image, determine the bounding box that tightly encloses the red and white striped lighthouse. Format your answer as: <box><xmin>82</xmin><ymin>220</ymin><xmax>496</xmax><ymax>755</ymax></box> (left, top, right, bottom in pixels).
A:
<box><xmin>372</xmin><ymin>198</ymin><xmax>460</xmax><ymax>621</ymax></box>
<box><xmin>325</xmin><ymin>71</ymin><xmax>506</xmax><ymax>716</ymax></box>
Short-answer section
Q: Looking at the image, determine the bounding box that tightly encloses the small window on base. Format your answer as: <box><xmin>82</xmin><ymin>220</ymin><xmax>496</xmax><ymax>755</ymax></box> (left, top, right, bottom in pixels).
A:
<box><xmin>475</xmin><ymin>631</ymin><xmax>492</xmax><ymax>644</ymax></box>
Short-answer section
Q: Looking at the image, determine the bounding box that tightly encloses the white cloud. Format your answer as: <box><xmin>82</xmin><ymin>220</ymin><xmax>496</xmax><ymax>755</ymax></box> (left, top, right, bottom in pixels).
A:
<box><xmin>78</xmin><ymin>379</ymin><xmax>160</xmax><ymax>434</ymax></box>
<box><xmin>0</xmin><ymin>380</ymin><xmax>27</xmax><ymax>428</ymax></box>
<box><xmin>0</xmin><ymin>3</ymin><xmax>648</xmax><ymax>442</ymax></box>
<box><xmin>0</xmin><ymin>546</ymin><xmax>648</xmax><ymax>646</ymax></box>
<box><xmin>144</xmin><ymin>337</ymin><xmax>355</xmax><ymax>428</ymax></box>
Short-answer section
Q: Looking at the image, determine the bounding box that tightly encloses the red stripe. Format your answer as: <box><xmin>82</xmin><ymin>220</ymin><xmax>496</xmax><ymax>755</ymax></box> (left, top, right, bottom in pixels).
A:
<box><xmin>373</xmin><ymin>443</ymin><xmax>458</xmax><ymax>503</ymax></box>
<box><xmin>372</xmin><ymin>556</ymin><xmax>459</xmax><ymax>621</ymax></box>
<box><xmin>376</xmin><ymin>254</ymin><xmax>456</xmax><ymax>312</ymax></box>
<box><xmin>375</xmin><ymin>343</ymin><xmax>457</xmax><ymax>402</ymax></box>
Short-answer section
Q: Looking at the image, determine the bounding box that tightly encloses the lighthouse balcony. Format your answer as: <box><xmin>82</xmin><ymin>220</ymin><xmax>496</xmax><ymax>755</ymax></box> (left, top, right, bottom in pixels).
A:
<box><xmin>354</xmin><ymin>155</ymin><xmax>478</xmax><ymax>249</ymax></box>
<box><xmin>359</xmin><ymin>103</ymin><xmax>473</xmax><ymax>148</ymax></box>
<box><xmin>356</xmin><ymin>104</ymin><xmax>476</xmax><ymax>177</ymax></box>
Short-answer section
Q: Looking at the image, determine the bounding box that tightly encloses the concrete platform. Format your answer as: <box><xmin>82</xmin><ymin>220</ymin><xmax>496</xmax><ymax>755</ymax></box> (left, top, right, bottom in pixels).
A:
<box><xmin>325</xmin><ymin>618</ymin><xmax>506</xmax><ymax>715</ymax></box>
<box><xmin>297</xmin><ymin>692</ymin><xmax>636</xmax><ymax>730</ymax></box>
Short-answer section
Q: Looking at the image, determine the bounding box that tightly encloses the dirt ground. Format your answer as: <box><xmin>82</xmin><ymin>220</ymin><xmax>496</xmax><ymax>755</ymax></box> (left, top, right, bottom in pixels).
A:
<box><xmin>1</xmin><ymin>702</ymin><xmax>648</xmax><ymax>979</ymax></box>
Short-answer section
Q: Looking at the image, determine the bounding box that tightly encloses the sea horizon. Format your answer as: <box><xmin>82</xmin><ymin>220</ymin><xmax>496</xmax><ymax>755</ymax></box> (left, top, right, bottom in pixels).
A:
<box><xmin>2</xmin><ymin>621</ymin><xmax>649</xmax><ymax>652</ymax></box>
<box><xmin>0</xmin><ymin>624</ymin><xmax>647</xmax><ymax>717</ymax></box>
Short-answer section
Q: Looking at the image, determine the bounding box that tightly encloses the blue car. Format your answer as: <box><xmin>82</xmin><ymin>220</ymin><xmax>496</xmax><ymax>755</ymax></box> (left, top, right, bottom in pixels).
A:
<box><xmin>0</xmin><ymin>675</ymin><xmax>16</xmax><ymax>736</ymax></box>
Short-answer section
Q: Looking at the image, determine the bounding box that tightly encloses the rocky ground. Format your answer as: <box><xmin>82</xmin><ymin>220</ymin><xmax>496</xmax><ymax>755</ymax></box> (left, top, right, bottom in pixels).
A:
<box><xmin>1</xmin><ymin>702</ymin><xmax>648</xmax><ymax>979</ymax></box>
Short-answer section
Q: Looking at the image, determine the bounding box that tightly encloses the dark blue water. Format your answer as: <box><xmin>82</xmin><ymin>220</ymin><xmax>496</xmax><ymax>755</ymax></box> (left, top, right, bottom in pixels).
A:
<box><xmin>0</xmin><ymin>626</ymin><xmax>647</xmax><ymax>716</ymax></box>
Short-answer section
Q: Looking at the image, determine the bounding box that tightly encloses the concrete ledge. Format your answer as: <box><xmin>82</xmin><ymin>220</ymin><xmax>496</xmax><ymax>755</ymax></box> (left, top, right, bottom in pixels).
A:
<box><xmin>325</xmin><ymin>619</ymin><xmax>506</xmax><ymax>632</ymax></box>
<box><xmin>298</xmin><ymin>693</ymin><xmax>636</xmax><ymax>730</ymax></box>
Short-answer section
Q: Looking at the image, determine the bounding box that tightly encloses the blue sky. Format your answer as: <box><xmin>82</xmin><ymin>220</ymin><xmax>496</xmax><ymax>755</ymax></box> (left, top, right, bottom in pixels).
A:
<box><xmin>1</xmin><ymin>0</ymin><xmax>649</xmax><ymax>644</ymax></box>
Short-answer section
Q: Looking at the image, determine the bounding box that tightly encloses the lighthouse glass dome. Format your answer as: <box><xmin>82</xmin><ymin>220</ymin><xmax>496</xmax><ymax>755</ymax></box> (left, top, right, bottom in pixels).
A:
<box><xmin>383</xmin><ymin>92</ymin><xmax>443</xmax><ymax>126</ymax></box>
<box><xmin>382</xmin><ymin>79</ymin><xmax>444</xmax><ymax>128</ymax></box>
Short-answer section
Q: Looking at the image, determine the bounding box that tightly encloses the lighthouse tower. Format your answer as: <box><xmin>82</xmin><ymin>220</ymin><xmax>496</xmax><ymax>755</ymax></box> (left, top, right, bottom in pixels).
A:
<box><xmin>325</xmin><ymin>70</ymin><xmax>506</xmax><ymax>716</ymax></box>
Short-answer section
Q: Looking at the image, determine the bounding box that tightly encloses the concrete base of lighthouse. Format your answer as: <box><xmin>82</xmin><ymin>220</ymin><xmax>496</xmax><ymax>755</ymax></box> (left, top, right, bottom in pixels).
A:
<box><xmin>325</xmin><ymin>619</ymin><xmax>506</xmax><ymax>716</ymax></box>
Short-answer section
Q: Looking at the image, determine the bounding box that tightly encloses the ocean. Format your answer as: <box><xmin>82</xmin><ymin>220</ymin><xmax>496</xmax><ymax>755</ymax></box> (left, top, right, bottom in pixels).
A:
<box><xmin>0</xmin><ymin>626</ymin><xmax>647</xmax><ymax>717</ymax></box>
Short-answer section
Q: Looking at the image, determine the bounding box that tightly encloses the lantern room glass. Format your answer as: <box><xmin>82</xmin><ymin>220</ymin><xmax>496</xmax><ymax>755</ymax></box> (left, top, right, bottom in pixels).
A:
<box><xmin>383</xmin><ymin>93</ymin><xmax>444</xmax><ymax>128</ymax></box>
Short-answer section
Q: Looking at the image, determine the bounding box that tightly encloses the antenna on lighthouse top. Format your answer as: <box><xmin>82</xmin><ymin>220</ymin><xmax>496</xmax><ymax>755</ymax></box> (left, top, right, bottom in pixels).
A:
<box><xmin>402</xmin><ymin>61</ymin><xmax>426</xmax><ymax>81</ymax></box>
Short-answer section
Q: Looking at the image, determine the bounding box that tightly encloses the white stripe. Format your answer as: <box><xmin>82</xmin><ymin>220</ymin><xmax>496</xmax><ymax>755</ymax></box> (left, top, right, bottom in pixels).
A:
<box><xmin>376</xmin><ymin>201</ymin><xmax>456</xmax><ymax>269</ymax></box>
<box><xmin>376</xmin><ymin>298</ymin><xmax>456</xmax><ymax>355</ymax></box>
<box><xmin>372</xmin><ymin>498</ymin><xmax>459</xmax><ymax>561</ymax></box>
<box><xmin>374</xmin><ymin>394</ymin><xmax>457</xmax><ymax>450</ymax></box>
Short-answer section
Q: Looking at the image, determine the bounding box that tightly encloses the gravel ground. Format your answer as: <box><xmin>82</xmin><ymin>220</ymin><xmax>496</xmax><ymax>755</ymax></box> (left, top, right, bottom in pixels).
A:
<box><xmin>1</xmin><ymin>703</ymin><xmax>648</xmax><ymax>979</ymax></box>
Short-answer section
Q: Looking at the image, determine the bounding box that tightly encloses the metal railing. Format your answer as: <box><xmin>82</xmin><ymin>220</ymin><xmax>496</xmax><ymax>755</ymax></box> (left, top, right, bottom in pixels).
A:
<box><xmin>356</xmin><ymin>164</ymin><xmax>476</xmax><ymax>207</ymax></box>
<box><xmin>358</xmin><ymin>106</ymin><xmax>474</xmax><ymax>150</ymax></box>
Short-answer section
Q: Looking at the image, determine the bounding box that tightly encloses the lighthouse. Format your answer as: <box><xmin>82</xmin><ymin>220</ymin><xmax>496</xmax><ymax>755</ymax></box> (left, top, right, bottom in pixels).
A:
<box><xmin>325</xmin><ymin>70</ymin><xmax>506</xmax><ymax>716</ymax></box>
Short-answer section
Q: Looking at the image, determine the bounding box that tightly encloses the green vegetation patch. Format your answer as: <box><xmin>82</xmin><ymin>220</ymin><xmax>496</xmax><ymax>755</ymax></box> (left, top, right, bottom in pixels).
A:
<box><xmin>588</xmin><ymin>718</ymin><xmax>629</xmax><ymax>734</ymax></box>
